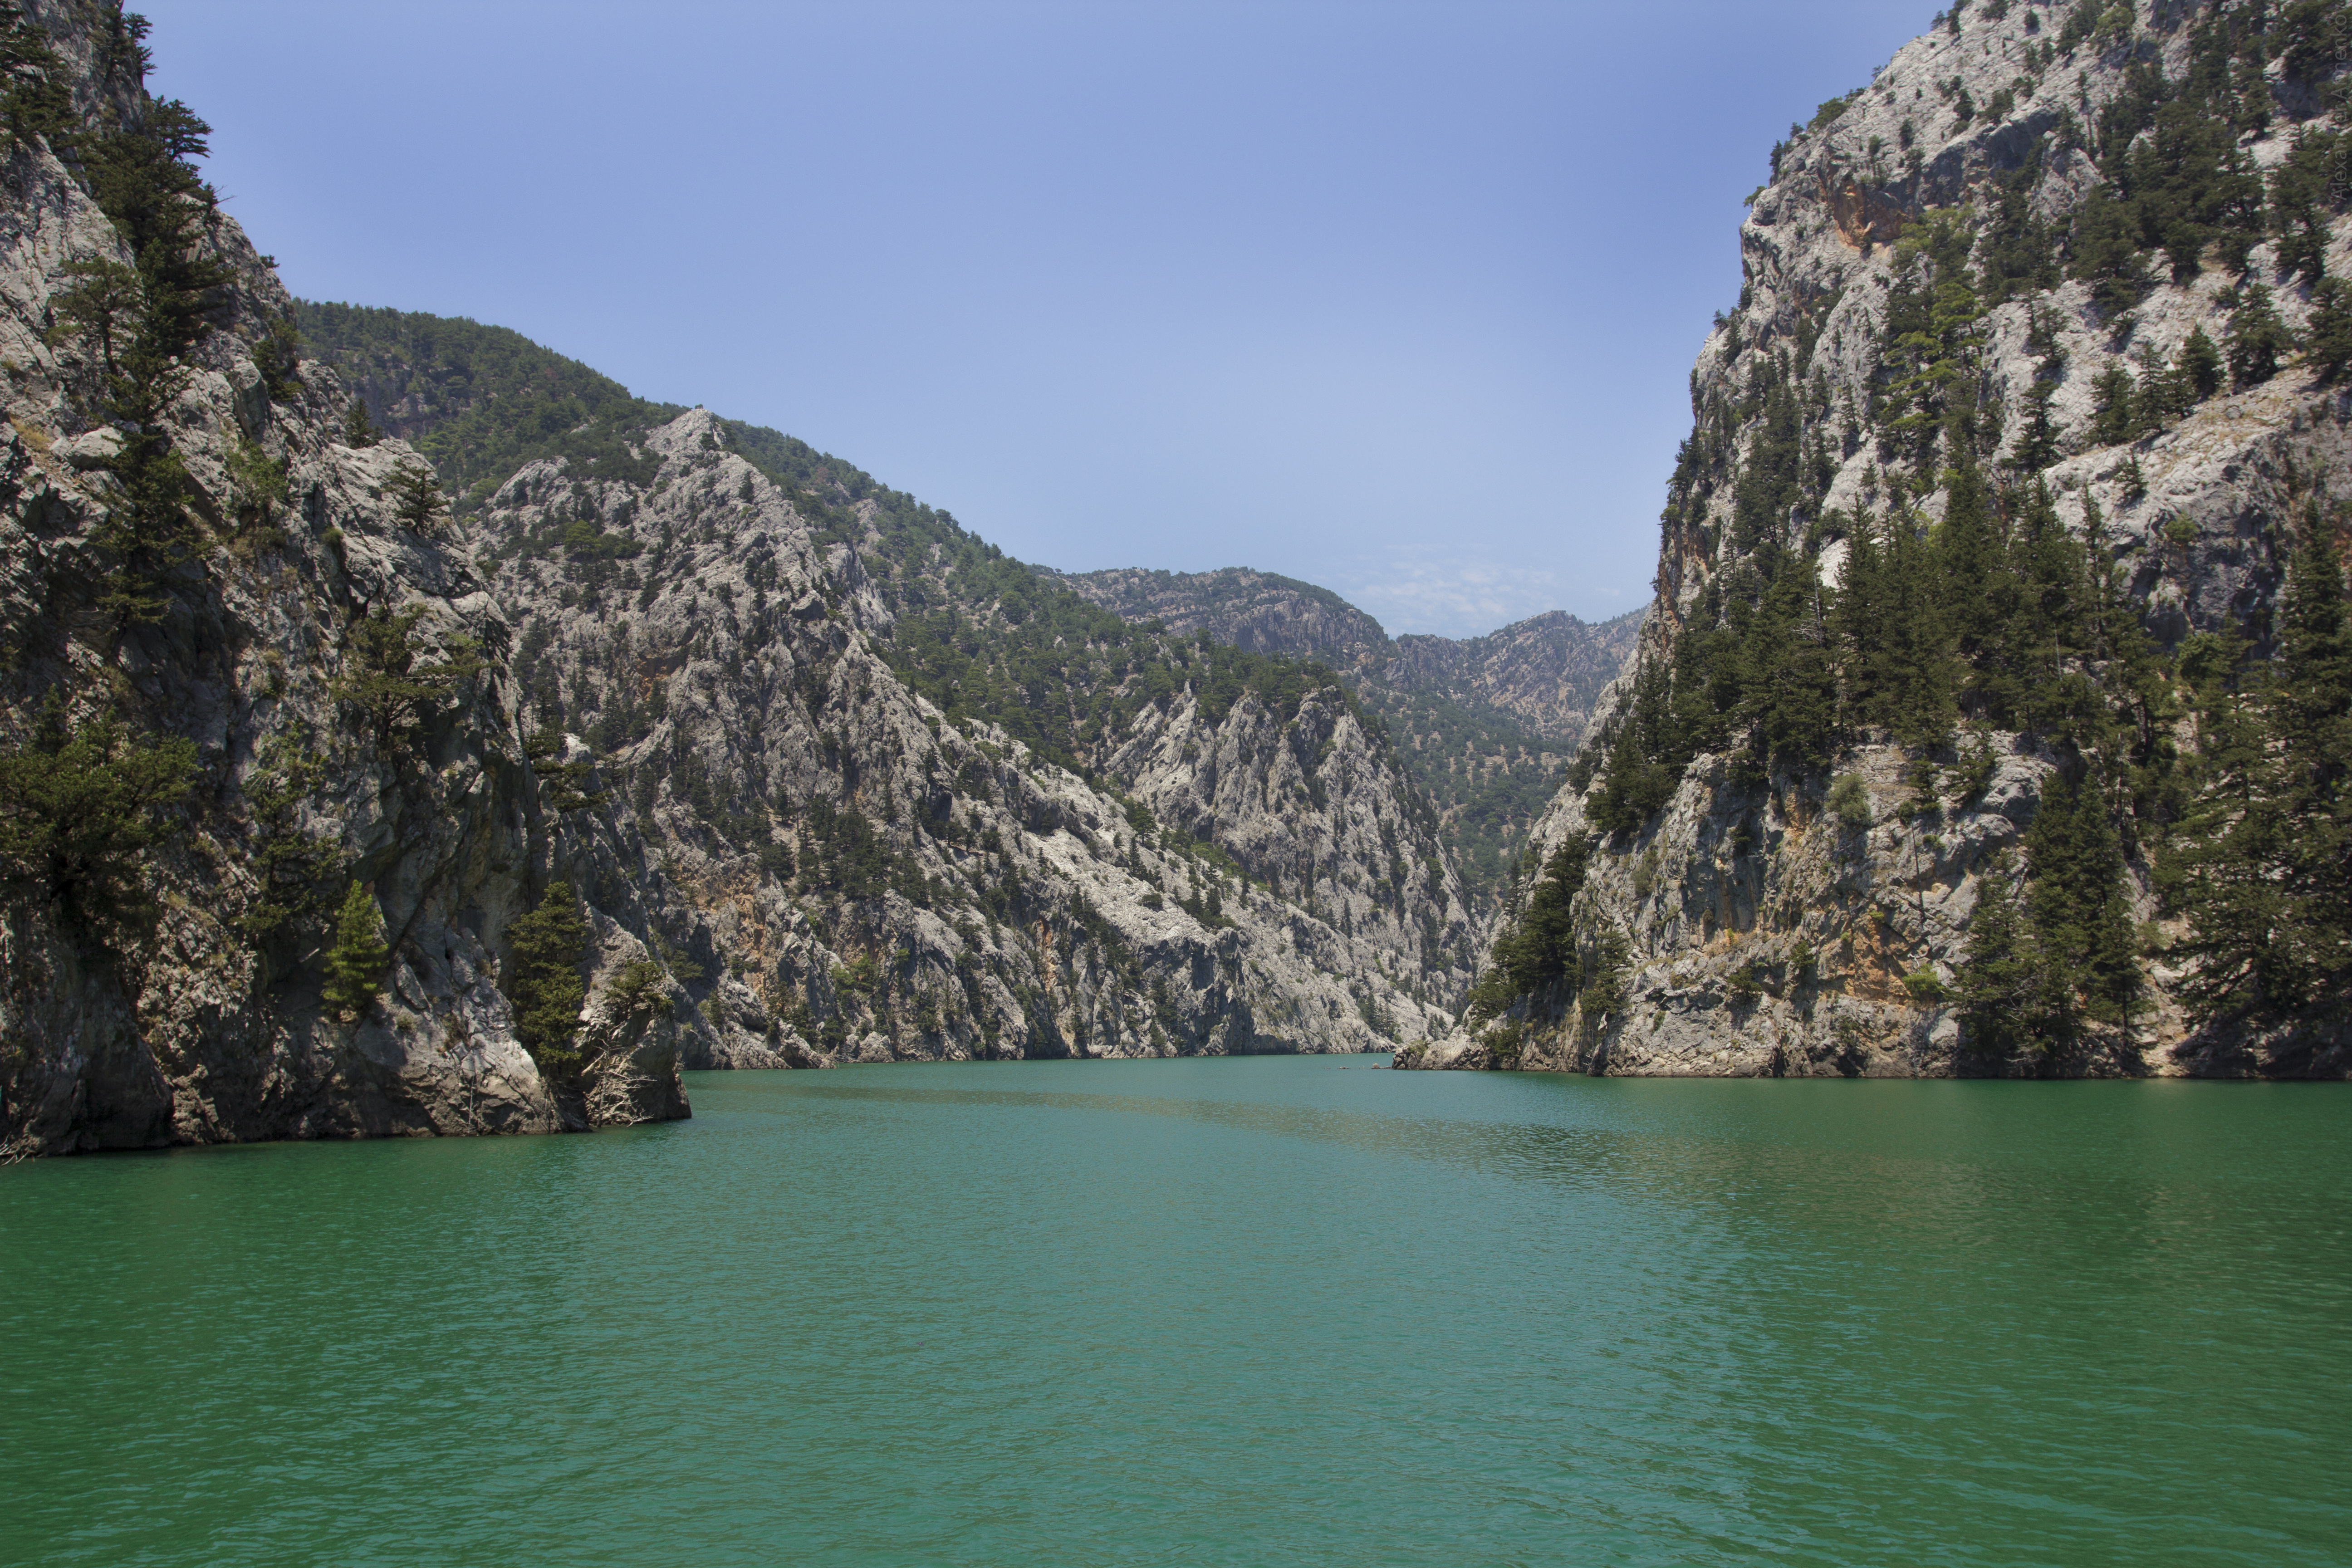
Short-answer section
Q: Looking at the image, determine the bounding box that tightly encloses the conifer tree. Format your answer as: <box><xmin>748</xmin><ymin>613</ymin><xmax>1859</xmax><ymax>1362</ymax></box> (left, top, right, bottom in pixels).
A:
<box><xmin>323</xmin><ymin>879</ymin><xmax>388</xmax><ymax>1021</ymax></box>
<box><xmin>1831</xmin><ymin>510</ymin><xmax>1888</xmax><ymax>726</ymax></box>
<box><xmin>2008</xmin><ymin>378</ymin><xmax>2061</xmax><ymax>473</ymax></box>
<box><xmin>331</xmin><ymin>604</ymin><xmax>484</xmax><ymax>751</ymax></box>
<box><xmin>2025</xmin><ymin>769</ymin><xmax>2139</xmax><ymax>1030</ymax></box>
<box><xmin>2308</xmin><ymin>279</ymin><xmax>2352</xmax><ymax>382</ymax></box>
<box><xmin>388</xmin><ymin>462</ymin><xmax>447</xmax><ymax>534</ymax></box>
<box><xmin>2090</xmin><ymin>364</ymin><xmax>2137</xmax><ymax>446</ymax></box>
<box><xmin>0</xmin><ymin>0</ymin><xmax>75</xmax><ymax>153</ymax></box>
<box><xmin>1937</xmin><ymin>459</ymin><xmax>2009</xmax><ymax>670</ymax></box>
<box><xmin>1958</xmin><ymin>850</ymin><xmax>2043</xmax><ymax>1054</ymax></box>
<box><xmin>2225</xmin><ymin>283</ymin><xmax>2294</xmax><ymax>388</ymax></box>
<box><xmin>2178</xmin><ymin>324</ymin><xmax>2225</xmax><ymax>400</ymax></box>
<box><xmin>2176</xmin><ymin>510</ymin><xmax>2352</xmax><ymax>1025</ymax></box>
<box><xmin>1878</xmin><ymin>506</ymin><xmax>1957</xmax><ymax>745</ymax></box>
<box><xmin>506</xmin><ymin>881</ymin><xmax>589</xmax><ymax>1074</ymax></box>
<box><xmin>0</xmin><ymin>695</ymin><xmax>196</xmax><ymax>936</ymax></box>
<box><xmin>45</xmin><ymin>256</ymin><xmax>142</xmax><ymax>380</ymax></box>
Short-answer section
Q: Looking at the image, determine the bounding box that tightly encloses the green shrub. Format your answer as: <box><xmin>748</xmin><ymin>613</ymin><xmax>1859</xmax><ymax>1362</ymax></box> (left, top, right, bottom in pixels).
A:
<box><xmin>1902</xmin><ymin>967</ymin><xmax>1951</xmax><ymax>1005</ymax></box>
<box><xmin>1828</xmin><ymin>773</ymin><xmax>1872</xmax><ymax>828</ymax></box>
<box><xmin>1479</xmin><ymin>1017</ymin><xmax>1526</xmax><ymax>1065</ymax></box>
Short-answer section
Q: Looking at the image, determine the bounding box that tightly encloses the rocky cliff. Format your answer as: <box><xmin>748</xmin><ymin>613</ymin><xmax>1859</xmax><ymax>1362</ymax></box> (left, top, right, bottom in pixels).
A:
<box><xmin>1406</xmin><ymin>0</ymin><xmax>2352</xmax><ymax>1080</ymax></box>
<box><xmin>0</xmin><ymin>2</ymin><xmax>695</xmax><ymax>1153</ymax></box>
<box><xmin>1052</xmin><ymin>564</ymin><xmax>1642</xmax><ymax>739</ymax></box>
<box><xmin>465</xmin><ymin>408</ymin><xmax>1472</xmax><ymax>1070</ymax></box>
<box><xmin>1052</xmin><ymin>565</ymin><xmax>1644</xmax><ymax>904</ymax></box>
<box><xmin>0</xmin><ymin>1</ymin><xmax>1489</xmax><ymax>1156</ymax></box>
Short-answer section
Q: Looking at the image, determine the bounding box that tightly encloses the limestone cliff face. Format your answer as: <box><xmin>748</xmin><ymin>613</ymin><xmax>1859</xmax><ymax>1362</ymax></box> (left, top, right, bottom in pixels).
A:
<box><xmin>1384</xmin><ymin>609</ymin><xmax>1645</xmax><ymax>742</ymax></box>
<box><xmin>1053</xmin><ymin>564</ymin><xmax>1643</xmax><ymax>743</ymax></box>
<box><xmin>472</xmin><ymin>412</ymin><xmax>1470</xmax><ymax>1067</ymax></box>
<box><xmin>0</xmin><ymin>6</ymin><xmax>691</xmax><ymax>1154</ymax></box>
<box><xmin>1053</xmin><ymin>565</ymin><xmax>1644</xmax><ymax>910</ymax></box>
<box><xmin>1408</xmin><ymin>0</ymin><xmax>2352</xmax><ymax>1079</ymax></box>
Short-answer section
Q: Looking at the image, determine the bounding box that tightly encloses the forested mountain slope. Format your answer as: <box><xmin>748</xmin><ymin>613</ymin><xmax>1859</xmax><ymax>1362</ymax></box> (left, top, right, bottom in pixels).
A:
<box><xmin>0</xmin><ymin>5</ymin><xmax>1478</xmax><ymax>1156</ymax></box>
<box><xmin>1051</xmin><ymin>564</ymin><xmax>1644</xmax><ymax>902</ymax></box>
<box><xmin>292</xmin><ymin>307</ymin><xmax>1483</xmax><ymax>1063</ymax></box>
<box><xmin>1406</xmin><ymin>0</ymin><xmax>2352</xmax><ymax>1080</ymax></box>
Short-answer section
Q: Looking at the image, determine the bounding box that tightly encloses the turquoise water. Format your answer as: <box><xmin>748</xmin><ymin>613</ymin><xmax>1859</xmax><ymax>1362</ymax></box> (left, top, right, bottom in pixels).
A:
<box><xmin>2</xmin><ymin>1057</ymin><xmax>2346</xmax><ymax>1566</ymax></box>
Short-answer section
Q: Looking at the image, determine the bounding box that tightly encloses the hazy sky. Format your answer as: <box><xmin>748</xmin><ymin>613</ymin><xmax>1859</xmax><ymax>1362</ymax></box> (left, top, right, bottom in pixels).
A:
<box><xmin>142</xmin><ymin>1</ymin><xmax>1928</xmax><ymax>638</ymax></box>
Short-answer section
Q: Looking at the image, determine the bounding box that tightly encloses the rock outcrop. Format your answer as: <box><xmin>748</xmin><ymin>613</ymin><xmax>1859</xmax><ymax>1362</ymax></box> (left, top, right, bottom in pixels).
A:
<box><xmin>1052</xmin><ymin>566</ymin><xmax>1643</xmax><ymax>908</ymax></box>
<box><xmin>0</xmin><ymin>9</ymin><xmax>667</xmax><ymax>1153</ymax></box>
<box><xmin>470</xmin><ymin>411</ymin><xmax>1472</xmax><ymax>1069</ymax></box>
<box><xmin>1053</xmin><ymin>564</ymin><xmax>1643</xmax><ymax>742</ymax></box>
<box><xmin>1</xmin><ymin>5</ymin><xmax>1495</xmax><ymax>1157</ymax></box>
<box><xmin>1408</xmin><ymin>0</ymin><xmax>2352</xmax><ymax>1080</ymax></box>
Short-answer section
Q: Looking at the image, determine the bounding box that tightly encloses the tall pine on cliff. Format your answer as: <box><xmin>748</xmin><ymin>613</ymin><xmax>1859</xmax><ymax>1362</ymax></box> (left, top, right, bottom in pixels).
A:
<box><xmin>505</xmin><ymin>883</ymin><xmax>589</xmax><ymax>1074</ymax></box>
<box><xmin>2171</xmin><ymin>514</ymin><xmax>2352</xmax><ymax>1031</ymax></box>
<box><xmin>323</xmin><ymin>881</ymin><xmax>389</xmax><ymax>1022</ymax></box>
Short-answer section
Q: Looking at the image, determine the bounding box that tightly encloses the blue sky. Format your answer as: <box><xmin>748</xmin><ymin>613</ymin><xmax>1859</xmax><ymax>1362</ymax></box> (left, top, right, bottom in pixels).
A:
<box><xmin>144</xmin><ymin>1</ymin><xmax>1928</xmax><ymax>638</ymax></box>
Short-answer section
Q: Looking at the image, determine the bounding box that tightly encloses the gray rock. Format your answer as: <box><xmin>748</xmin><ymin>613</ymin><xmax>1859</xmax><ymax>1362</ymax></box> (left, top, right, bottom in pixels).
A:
<box><xmin>1430</xmin><ymin>2</ymin><xmax>2351</xmax><ymax>1081</ymax></box>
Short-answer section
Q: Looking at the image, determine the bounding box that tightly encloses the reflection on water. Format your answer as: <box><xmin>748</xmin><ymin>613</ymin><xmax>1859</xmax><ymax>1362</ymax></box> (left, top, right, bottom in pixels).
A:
<box><xmin>2</xmin><ymin>1057</ymin><xmax>2344</xmax><ymax>1567</ymax></box>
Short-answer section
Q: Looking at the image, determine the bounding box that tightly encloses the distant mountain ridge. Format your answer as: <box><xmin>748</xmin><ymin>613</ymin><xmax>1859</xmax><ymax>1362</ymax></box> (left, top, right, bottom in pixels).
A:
<box><xmin>1046</xmin><ymin>565</ymin><xmax>1646</xmax><ymax>903</ymax></box>
<box><xmin>1045</xmin><ymin>564</ymin><xmax>1643</xmax><ymax>740</ymax></box>
<box><xmin>1387</xmin><ymin>609</ymin><xmax>1646</xmax><ymax>738</ymax></box>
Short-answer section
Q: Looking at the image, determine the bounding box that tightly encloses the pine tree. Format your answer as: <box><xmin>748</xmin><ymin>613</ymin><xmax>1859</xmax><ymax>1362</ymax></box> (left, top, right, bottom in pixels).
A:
<box><xmin>1878</xmin><ymin>506</ymin><xmax>1957</xmax><ymax>745</ymax></box>
<box><xmin>330</xmin><ymin>604</ymin><xmax>484</xmax><ymax>751</ymax></box>
<box><xmin>1958</xmin><ymin>850</ymin><xmax>2043</xmax><ymax>1054</ymax></box>
<box><xmin>0</xmin><ymin>0</ymin><xmax>75</xmax><ymax>153</ymax></box>
<box><xmin>1938</xmin><ymin>459</ymin><xmax>2010</xmax><ymax>670</ymax></box>
<box><xmin>2273</xmin><ymin>509</ymin><xmax>2352</xmax><ymax>1007</ymax></box>
<box><xmin>2009</xmin><ymin>377</ymin><xmax>2062</xmax><ymax>473</ymax></box>
<box><xmin>1747</xmin><ymin>560</ymin><xmax>1840</xmax><ymax>771</ymax></box>
<box><xmin>342</xmin><ymin>398</ymin><xmax>379</xmax><ymax>447</ymax></box>
<box><xmin>2068</xmin><ymin>185</ymin><xmax>2150</xmax><ymax>314</ymax></box>
<box><xmin>1832</xmin><ymin>510</ymin><xmax>1888</xmax><ymax>725</ymax></box>
<box><xmin>0</xmin><ymin>695</ymin><xmax>197</xmax><ymax>936</ymax></box>
<box><xmin>388</xmin><ymin>462</ymin><xmax>447</xmax><ymax>534</ymax></box>
<box><xmin>2225</xmin><ymin>283</ymin><xmax>2294</xmax><ymax>388</ymax></box>
<box><xmin>44</xmin><ymin>256</ymin><xmax>143</xmax><ymax>380</ymax></box>
<box><xmin>506</xmin><ymin>881</ymin><xmax>588</xmax><ymax>1073</ymax></box>
<box><xmin>2025</xmin><ymin>769</ymin><xmax>2140</xmax><ymax>1031</ymax></box>
<box><xmin>2172</xmin><ymin>511</ymin><xmax>2352</xmax><ymax>1029</ymax></box>
<box><xmin>323</xmin><ymin>879</ymin><xmax>388</xmax><ymax>1021</ymax></box>
<box><xmin>2308</xmin><ymin>278</ymin><xmax>2352</xmax><ymax>382</ymax></box>
<box><xmin>2090</xmin><ymin>363</ymin><xmax>2138</xmax><ymax>446</ymax></box>
<box><xmin>2178</xmin><ymin>323</ymin><xmax>2225</xmax><ymax>400</ymax></box>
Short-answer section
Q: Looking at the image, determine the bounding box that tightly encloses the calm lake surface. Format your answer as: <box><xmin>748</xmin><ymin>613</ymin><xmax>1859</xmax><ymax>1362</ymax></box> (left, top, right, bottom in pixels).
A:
<box><xmin>2</xmin><ymin>1057</ymin><xmax>2345</xmax><ymax>1566</ymax></box>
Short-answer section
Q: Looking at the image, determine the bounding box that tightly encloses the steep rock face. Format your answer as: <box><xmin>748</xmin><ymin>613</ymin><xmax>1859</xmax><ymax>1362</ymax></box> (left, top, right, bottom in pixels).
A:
<box><xmin>0</xmin><ymin>8</ymin><xmax>691</xmax><ymax>1154</ymax></box>
<box><xmin>1409</xmin><ymin>0</ymin><xmax>2352</xmax><ymax>1079</ymax></box>
<box><xmin>1054</xmin><ymin>564</ymin><xmax>1643</xmax><ymax>741</ymax></box>
<box><xmin>1055</xmin><ymin>566</ymin><xmax>1644</xmax><ymax>908</ymax></box>
<box><xmin>1386</xmin><ymin>608</ymin><xmax>1646</xmax><ymax>740</ymax></box>
<box><xmin>470</xmin><ymin>410</ymin><xmax>1472</xmax><ymax>1066</ymax></box>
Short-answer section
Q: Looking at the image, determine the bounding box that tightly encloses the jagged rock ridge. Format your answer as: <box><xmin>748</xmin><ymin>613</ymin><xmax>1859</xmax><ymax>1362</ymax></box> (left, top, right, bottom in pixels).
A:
<box><xmin>1050</xmin><ymin>564</ymin><xmax>1644</xmax><ymax>904</ymax></box>
<box><xmin>467</xmin><ymin>408</ymin><xmax>1475</xmax><ymax>1072</ymax></box>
